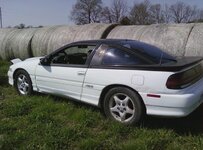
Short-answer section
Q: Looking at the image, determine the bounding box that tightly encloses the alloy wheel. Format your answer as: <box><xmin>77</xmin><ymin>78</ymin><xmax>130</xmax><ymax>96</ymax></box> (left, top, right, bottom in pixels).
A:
<box><xmin>17</xmin><ymin>74</ymin><xmax>29</xmax><ymax>95</ymax></box>
<box><xmin>109</xmin><ymin>93</ymin><xmax>135</xmax><ymax>123</ymax></box>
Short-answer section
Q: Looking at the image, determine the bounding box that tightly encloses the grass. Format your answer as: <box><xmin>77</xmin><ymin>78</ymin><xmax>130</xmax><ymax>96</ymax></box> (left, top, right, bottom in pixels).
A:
<box><xmin>0</xmin><ymin>59</ymin><xmax>203</xmax><ymax>150</ymax></box>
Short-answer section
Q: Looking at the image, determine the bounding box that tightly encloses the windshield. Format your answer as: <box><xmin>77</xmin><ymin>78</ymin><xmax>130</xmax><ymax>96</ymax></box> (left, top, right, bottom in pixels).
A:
<box><xmin>122</xmin><ymin>41</ymin><xmax>176</xmax><ymax>64</ymax></box>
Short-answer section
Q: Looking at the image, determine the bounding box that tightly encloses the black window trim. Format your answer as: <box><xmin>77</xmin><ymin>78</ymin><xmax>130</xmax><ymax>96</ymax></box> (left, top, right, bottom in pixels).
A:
<box><xmin>90</xmin><ymin>43</ymin><xmax>155</xmax><ymax>68</ymax></box>
<box><xmin>50</xmin><ymin>63</ymin><xmax>88</xmax><ymax>68</ymax></box>
<box><xmin>42</xmin><ymin>42</ymin><xmax>99</xmax><ymax>68</ymax></box>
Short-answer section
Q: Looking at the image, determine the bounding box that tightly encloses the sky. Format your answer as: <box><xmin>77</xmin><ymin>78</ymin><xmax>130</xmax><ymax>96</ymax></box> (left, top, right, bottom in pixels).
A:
<box><xmin>0</xmin><ymin>0</ymin><xmax>203</xmax><ymax>27</ymax></box>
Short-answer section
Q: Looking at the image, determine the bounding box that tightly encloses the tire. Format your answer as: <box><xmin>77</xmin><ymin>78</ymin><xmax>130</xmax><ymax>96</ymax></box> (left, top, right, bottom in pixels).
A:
<box><xmin>103</xmin><ymin>87</ymin><xmax>144</xmax><ymax>125</ymax></box>
<box><xmin>14</xmin><ymin>70</ymin><xmax>33</xmax><ymax>95</ymax></box>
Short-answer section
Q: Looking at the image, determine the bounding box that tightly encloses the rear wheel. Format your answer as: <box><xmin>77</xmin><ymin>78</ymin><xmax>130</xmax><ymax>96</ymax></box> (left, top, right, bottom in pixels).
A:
<box><xmin>14</xmin><ymin>70</ymin><xmax>33</xmax><ymax>95</ymax></box>
<box><xmin>103</xmin><ymin>87</ymin><xmax>144</xmax><ymax>125</ymax></box>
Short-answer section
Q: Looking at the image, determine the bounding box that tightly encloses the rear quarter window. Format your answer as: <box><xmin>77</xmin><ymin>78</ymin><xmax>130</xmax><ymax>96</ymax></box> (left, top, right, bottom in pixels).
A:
<box><xmin>122</xmin><ymin>41</ymin><xmax>176</xmax><ymax>64</ymax></box>
<box><xmin>102</xmin><ymin>47</ymin><xmax>144</xmax><ymax>65</ymax></box>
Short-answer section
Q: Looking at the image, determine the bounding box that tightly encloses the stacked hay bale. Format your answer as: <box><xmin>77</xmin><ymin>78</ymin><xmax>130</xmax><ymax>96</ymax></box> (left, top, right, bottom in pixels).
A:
<box><xmin>0</xmin><ymin>28</ymin><xmax>18</xmax><ymax>60</ymax></box>
<box><xmin>31</xmin><ymin>23</ymin><xmax>115</xmax><ymax>56</ymax></box>
<box><xmin>185</xmin><ymin>23</ymin><xmax>203</xmax><ymax>56</ymax></box>
<box><xmin>0</xmin><ymin>28</ymin><xmax>37</xmax><ymax>60</ymax></box>
<box><xmin>8</xmin><ymin>28</ymin><xmax>37</xmax><ymax>60</ymax></box>
<box><xmin>0</xmin><ymin>23</ymin><xmax>203</xmax><ymax>60</ymax></box>
<box><xmin>31</xmin><ymin>26</ymin><xmax>60</xmax><ymax>57</ymax></box>
<box><xmin>107</xmin><ymin>24</ymin><xmax>194</xmax><ymax>57</ymax></box>
<box><xmin>0</xmin><ymin>23</ymin><xmax>115</xmax><ymax>60</ymax></box>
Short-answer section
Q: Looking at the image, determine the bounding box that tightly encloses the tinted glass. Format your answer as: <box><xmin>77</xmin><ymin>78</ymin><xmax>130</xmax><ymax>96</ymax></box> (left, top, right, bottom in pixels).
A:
<box><xmin>102</xmin><ymin>47</ymin><xmax>143</xmax><ymax>65</ymax></box>
<box><xmin>51</xmin><ymin>45</ymin><xmax>95</xmax><ymax>65</ymax></box>
<box><xmin>122</xmin><ymin>41</ymin><xmax>176</xmax><ymax>64</ymax></box>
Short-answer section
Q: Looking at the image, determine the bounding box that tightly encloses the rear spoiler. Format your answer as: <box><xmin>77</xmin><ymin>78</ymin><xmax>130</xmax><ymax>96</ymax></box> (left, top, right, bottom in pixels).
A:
<box><xmin>11</xmin><ymin>58</ymin><xmax>22</xmax><ymax>64</ymax></box>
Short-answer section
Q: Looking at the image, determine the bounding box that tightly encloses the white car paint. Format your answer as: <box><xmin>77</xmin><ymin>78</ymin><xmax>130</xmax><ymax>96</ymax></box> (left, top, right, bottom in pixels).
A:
<box><xmin>11</xmin><ymin>58</ymin><xmax>22</xmax><ymax>64</ymax></box>
<box><xmin>8</xmin><ymin>57</ymin><xmax>203</xmax><ymax>117</ymax></box>
<box><xmin>35</xmin><ymin>65</ymin><xmax>87</xmax><ymax>100</ymax></box>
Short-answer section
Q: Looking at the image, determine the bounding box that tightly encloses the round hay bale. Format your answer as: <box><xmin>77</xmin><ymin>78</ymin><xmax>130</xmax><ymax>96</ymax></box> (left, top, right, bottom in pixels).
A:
<box><xmin>31</xmin><ymin>26</ymin><xmax>61</xmax><ymax>57</ymax></box>
<box><xmin>72</xmin><ymin>23</ymin><xmax>115</xmax><ymax>41</ymax></box>
<box><xmin>185</xmin><ymin>23</ymin><xmax>203</xmax><ymax>56</ymax></box>
<box><xmin>46</xmin><ymin>25</ymin><xmax>80</xmax><ymax>54</ymax></box>
<box><xmin>0</xmin><ymin>28</ymin><xmax>21</xmax><ymax>60</ymax></box>
<box><xmin>0</xmin><ymin>28</ymin><xmax>18</xmax><ymax>60</ymax></box>
<box><xmin>107</xmin><ymin>25</ymin><xmax>148</xmax><ymax>40</ymax></box>
<box><xmin>47</xmin><ymin>24</ymin><xmax>115</xmax><ymax>54</ymax></box>
<box><xmin>8</xmin><ymin>28</ymin><xmax>37</xmax><ymax>60</ymax></box>
<box><xmin>139</xmin><ymin>24</ymin><xmax>194</xmax><ymax>56</ymax></box>
<box><xmin>107</xmin><ymin>24</ymin><xmax>194</xmax><ymax>57</ymax></box>
<box><xmin>33</xmin><ymin>23</ymin><xmax>115</xmax><ymax>55</ymax></box>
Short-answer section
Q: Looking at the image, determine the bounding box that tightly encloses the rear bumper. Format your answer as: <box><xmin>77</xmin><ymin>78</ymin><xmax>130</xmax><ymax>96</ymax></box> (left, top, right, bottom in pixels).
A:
<box><xmin>146</xmin><ymin>101</ymin><xmax>202</xmax><ymax>117</ymax></box>
<box><xmin>141</xmin><ymin>78</ymin><xmax>203</xmax><ymax>117</ymax></box>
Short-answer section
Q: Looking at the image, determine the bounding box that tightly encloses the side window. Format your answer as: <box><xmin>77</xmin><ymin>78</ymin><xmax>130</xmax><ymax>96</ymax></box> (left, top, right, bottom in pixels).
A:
<box><xmin>102</xmin><ymin>47</ymin><xmax>143</xmax><ymax>65</ymax></box>
<box><xmin>51</xmin><ymin>45</ymin><xmax>95</xmax><ymax>65</ymax></box>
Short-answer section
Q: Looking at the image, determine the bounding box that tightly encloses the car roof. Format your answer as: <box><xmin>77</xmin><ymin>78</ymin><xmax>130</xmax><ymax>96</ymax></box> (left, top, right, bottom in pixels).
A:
<box><xmin>70</xmin><ymin>39</ymin><xmax>135</xmax><ymax>45</ymax></box>
<box><xmin>69</xmin><ymin>39</ymin><xmax>158</xmax><ymax>50</ymax></box>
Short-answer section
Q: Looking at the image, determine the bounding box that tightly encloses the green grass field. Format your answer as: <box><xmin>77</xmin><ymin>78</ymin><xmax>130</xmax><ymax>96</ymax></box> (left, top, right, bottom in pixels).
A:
<box><xmin>0</xmin><ymin>60</ymin><xmax>203</xmax><ymax>150</ymax></box>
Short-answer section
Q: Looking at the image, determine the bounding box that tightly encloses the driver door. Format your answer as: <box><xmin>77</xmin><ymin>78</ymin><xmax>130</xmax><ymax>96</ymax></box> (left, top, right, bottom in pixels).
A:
<box><xmin>35</xmin><ymin>44</ymin><xmax>96</xmax><ymax>100</ymax></box>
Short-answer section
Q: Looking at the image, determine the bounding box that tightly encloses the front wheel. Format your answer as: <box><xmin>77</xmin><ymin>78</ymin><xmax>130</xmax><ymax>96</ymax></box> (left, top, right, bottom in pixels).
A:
<box><xmin>14</xmin><ymin>70</ymin><xmax>33</xmax><ymax>95</ymax></box>
<box><xmin>103</xmin><ymin>87</ymin><xmax>145</xmax><ymax>125</ymax></box>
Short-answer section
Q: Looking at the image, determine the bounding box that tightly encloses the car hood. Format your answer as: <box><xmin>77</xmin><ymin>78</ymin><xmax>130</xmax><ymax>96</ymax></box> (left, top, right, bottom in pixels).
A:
<box><xmin>11</xmin><ymin>57</ymin><xmax>42</xmax><ymax>64</ymax></box>
<box><xmin>19</xmin><ymin>57</ymin><xmax>42</xmax><ymax>68</ymax></box>
<box><xmin>10</xmin><ymin>57</ymin><xmax>43</xmax><ymax>74</ymax></box>
<box><xmin>24</xmin><ymin>57</ymin><xmax>43</xmax><ymax>62</ymax></box>
<box><xmin>23</xmin><ymin>57</ymin><xmax>43</xmax><ymax>63</ymax></box>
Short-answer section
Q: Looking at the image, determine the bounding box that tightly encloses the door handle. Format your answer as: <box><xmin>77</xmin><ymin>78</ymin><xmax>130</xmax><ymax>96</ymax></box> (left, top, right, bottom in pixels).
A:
<box><xmin>77</xmin><ymin>71</ymin><xmax>86</xmax><ymax>76</ymax></box>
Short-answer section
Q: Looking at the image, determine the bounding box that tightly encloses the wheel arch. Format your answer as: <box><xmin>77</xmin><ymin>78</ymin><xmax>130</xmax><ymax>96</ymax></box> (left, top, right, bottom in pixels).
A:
<box><xmin>98</xmin><ymin>84</ymin><xmax>146</xmax><ymax>113</ymax></box>
<box><xmin>13</xmin><ymin>68</ymin><xmax>32</xmax><ymax>84</ymax></box>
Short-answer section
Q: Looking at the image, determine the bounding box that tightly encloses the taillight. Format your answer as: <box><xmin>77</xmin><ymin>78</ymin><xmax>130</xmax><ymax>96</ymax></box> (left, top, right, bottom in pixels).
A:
<box><xmin>166</xmin><ymin>64</ymin><xmax>203</xmax><ymax>89</ymax></box>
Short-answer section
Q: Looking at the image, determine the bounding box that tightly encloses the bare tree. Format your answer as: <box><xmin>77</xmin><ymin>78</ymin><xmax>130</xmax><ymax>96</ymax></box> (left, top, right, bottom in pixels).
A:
<box><xmin>119</xmin><ymin>16</ymin><xmax>131</xmax><ymax>25</ymax></box>
<box><xmin>101</xmin><ymin>0</ymin><xmax>128</xmax><ymax>23</ymax></box>
<box><xmin>70</xmin><ymin>0</ymin><xmax>103</xmax><ymax>25</ymax></box>
<box><xmin>162</xmin><ymin>4</ymin><xmax>171</xmax><ymax>23</ymax></box>
<box><xmin>111</xmin><ymin>0</ymin><xmax>128</xmax><ymax>23</ymax></box>
<box><xmin>169</xmin><ymin>1</ymin><xmax>197</xmax><ymax>23</ymax></box>
<box><xmin>149</xmin><ymin>4</ymin><xmax>165</xmax><ymax>24</ymax></box>
<box><xmin>129</xmin><ymin>0</ymin><xmax>154</xmax><ymax>25</ymax></box>
<box><xmin>198</xmin><ymin>10</ymin><xmax>203</xmax><ymax>22</ymax></box>
<box><xmin>101</xmin><ymin>6</ymin><xmax>113</xmax><ymax>23</ymax></box>
<box><xmin>70</xmin><ymin>0</ymin><xmax>202</xmax><ymax>25</ymax></box>
<box><xmin>189</xmin><ymin>9</ymin><xmax>203</xmax><ymax>23</ymax></box>
<box><xmin>201</xmin><ymin>10</ymin><xmax>203</xmax><ymax>20</ymax></box>
<box><xmin>197</xmin><ymin>10</ymin><xmax>203</xmax><ymax>20</ymax></box>
<box><xmin>14</xmin><ymin>23</ymin><xmax>26</xmax><ymax>29</ymax></box>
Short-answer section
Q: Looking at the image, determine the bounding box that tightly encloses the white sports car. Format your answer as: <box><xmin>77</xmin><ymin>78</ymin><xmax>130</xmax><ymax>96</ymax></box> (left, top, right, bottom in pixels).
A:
<box><xmin>8</xmin><ymin>39</ymin><xmax>203</xmax><ymax>125</ymax></box>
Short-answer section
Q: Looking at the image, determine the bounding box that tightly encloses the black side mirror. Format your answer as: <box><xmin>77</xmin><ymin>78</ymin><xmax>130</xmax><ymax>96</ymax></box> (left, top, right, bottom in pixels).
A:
<box><xmin>40</xmin><ymin>57</ymin><xmax>51</xmax><ymax>66</ymax></box>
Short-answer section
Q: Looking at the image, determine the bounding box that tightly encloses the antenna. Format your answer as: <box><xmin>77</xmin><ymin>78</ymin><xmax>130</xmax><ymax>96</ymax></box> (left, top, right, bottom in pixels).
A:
<box><xmin>0</xmin><ymin>7</ymin><xmax>2</xmax><ymax>28</ymax></box>
<box><xmin>159</xmin><ymin>52</ymin><xmax>163</xmax><ymax>65</ymax></box>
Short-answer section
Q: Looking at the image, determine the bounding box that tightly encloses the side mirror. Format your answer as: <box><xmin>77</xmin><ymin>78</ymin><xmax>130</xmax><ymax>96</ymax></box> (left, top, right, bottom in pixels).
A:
<box><xmin>40</xmin><ymin>57</ymin><xmax>50</xmax><ymax>66</ymax></box>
